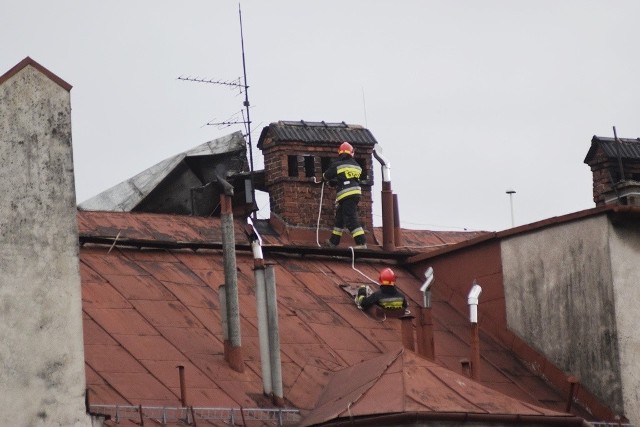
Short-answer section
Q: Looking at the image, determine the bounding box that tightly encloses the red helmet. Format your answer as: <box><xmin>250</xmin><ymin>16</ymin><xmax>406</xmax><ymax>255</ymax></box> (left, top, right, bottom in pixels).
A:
<box><xmin>338</xmin><ymin>142</ymin><xmax>354</xmax><ymax>156</ymax></box>
<box><xmin>379</xmin><ymin>268</ymin><xmax>396</xmax><ymax>286</ymax></box>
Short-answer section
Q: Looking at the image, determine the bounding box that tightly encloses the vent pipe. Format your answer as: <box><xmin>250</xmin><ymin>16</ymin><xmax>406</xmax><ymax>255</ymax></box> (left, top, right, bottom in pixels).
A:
<box><xmin>265</xmin><ymin>265</ymin><xmax>284</xmax><ymax>406</ymax></box>
<box><xmin>373</xmin><ymin>144</ymin><xmax>395</xmax><ymax>251</ymax></box>
<box><xmin>468</xmin><ymin>282</ymin><xmax>482</xmax><ymax>381</ymax></box>
<box><xmin>566</xmin><ymin>376</ymin><xmax>580</xmax><ymax>413</ymax></box>
<box><xmin>246</xmin><ymin>218</ymin><xmax>284</xmax><ymax>406</ymax></box>
<box><xmin>177</xmin><ymin>365</ymin><xmax>187</xmax><ymax>407</ymax></box>
<box><xmin>219</xmin><ymin>180</ymin><xmax>243</xmax><ymax>373</ymax></box>
<box><xmin>416</xmin><ymin>267</ymin><xmax>435</xmax><ymax>359</ymax></box>
<box><xmin>246</xmin><ymin>218</ymin><xmax>273</xmax><ymax>397</ymax></box>
<box><xmin>400</xmin><ymin>315</ymin><xmax>415</xmax><ymax>351</ymax></box>
<box><xmin>393</xmin><ymin>194</ymin><xmax>402</xmax><ymax>247</ymax></box>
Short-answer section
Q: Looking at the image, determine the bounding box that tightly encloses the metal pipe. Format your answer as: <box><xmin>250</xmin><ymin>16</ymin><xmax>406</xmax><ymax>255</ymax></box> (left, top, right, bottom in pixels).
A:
<box><xmin>417</xmin><ymin>267</ymin><xmax>435</xmax><ymax>359</ymax></box>
<box><xmin>400</xmin><ymin>315</ymin><xmax>415</xmax><ymax>351</ymax></box>
<box><xmin>416</xmin><ymin>307</ymin><xmax>435</xmax><ymax>360</ymax></box>
<box><xmin>566</xmin><ymin>376</ymin><xmax>580</xmax><ymax>413</ymax></box>
<box><xmin>220</xmin><ymin>193</ymin><xmax>243</xmax><ymax>372</ymax></box>
<box><xmin>613</xmin><ymin>126</ymin><xmax>625</xmax><ymax>184</ymax></box>
<box><xmin>255</xmin><ymin>267</ymin><xmax>272</xmax><ymax>395</ymax></box>
<box><xmin>470</xmin><ymin>323</ymin><xmax>480</xmax><ymax>381</ymax></box>
<box><xmin>265</xmin><ymin>265</ymin><xmax>284</xmax><ymax>406</ymax></box>
<box><xmin>506</xmin><ymin>189</ymin><xmax>516</xmax><ymax>228</ymax></box>
<box><xmin>381</xmin><ymin>184</ymin><xmax>395</xmax><ymax>251</ymax></box>
<box><xmin>373</xmin><ymin>144</ymin><xmax>395</xmax><ymax>251</ymax></box>
<box><xmin>248</xmin><ymin>217</ymin><xmax>272</xmax><ymax>396</ymax></box>
<box><xmin>420</xmin><ymin>267</ymin><xmax>434</xmax><ymax>309</ymax></box>
<box><xmin>372</xmin><ymin>145</ymin><xmax>391</xmax><ymax>183</ymax></box>
<box><xmin>468</xmin><ymin>282</ymin><xmax>482</xmax><ymax>324</ymax></box>
<box><xmin>177</xmin><ymin>365</ymin><xmax>187</xmax><ymax>407</ymax></box>
<box><xmin>393</xmin><ymin>193</ymin><xmax>402</xmax><ymax>247</ymax></box>
<box><xmin>218</xmin><ymin>285</ymin><xmax>228</xmax><ymax>342</ymax></box>
<box><xmin>468</xmin><ymin>282</ymin><xmax>482</xmax><ymax>381</ymax></box>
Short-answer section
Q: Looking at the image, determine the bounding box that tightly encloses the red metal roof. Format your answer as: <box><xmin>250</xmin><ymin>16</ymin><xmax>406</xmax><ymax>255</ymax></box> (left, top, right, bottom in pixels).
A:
<box><xmin>299</xmin><ymin>349</ymin><xmax>584</xmax><ymax>426</ymax></box>
<box><xmin>78</xmin><ymin>210</ymin><xmax>595</xmax><ymax>425</ymax></box>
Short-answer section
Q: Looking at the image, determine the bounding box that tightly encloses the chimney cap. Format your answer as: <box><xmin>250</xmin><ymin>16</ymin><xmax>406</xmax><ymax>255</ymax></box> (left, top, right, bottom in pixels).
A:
<box><xmin>257</xmin><ymin>120</ymin><xmax>378</xmax><ymax>150</ymax></box>
<box><xmin>585</xmin><ymin>135</ymin><xmax>640</xmax><ymax>165</ymax></box>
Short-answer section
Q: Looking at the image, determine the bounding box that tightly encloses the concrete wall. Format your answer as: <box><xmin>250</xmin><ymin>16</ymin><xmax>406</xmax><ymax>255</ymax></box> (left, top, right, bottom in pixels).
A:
<box><xmin>608</xmin><ymin>218</ymin><xmax>640</xmax><ymax>424</ymax></box>
<box><xmin>0</xmin><ymin>62</ymin><xmax>90</xmax><ymax>425</ymax></box>
<box><xmin>500</xmin><ymin>215</ymin><xmax>624</xmax><ymax>416</ymax></box>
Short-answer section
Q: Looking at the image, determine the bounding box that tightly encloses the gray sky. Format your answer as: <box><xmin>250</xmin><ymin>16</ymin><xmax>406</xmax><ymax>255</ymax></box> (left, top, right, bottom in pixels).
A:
<box><xmin>3</xmin><ymin>1</ymin><xmax>640</xmax><ymax>231</ymax></box>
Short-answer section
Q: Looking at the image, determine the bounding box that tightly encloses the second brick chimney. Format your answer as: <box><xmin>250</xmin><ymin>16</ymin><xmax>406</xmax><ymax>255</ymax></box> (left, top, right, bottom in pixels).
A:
<box><xmin>257</xmin><ymin>121</ymin><xmax>377</xmax><ymax>238</ymax></box>
<box><xmin>584</xmin><ymin>135</ymin><xmax>640</xmax><ymax>206</ymax></box>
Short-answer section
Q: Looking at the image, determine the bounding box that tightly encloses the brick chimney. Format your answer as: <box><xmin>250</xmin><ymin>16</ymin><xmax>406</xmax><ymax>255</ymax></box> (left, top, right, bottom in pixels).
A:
<box><xmin>257</xmin><ymin>121</ymin><xmax>376</xmax><ymax>237</ymax></box>
<box><xmin>584</xmin><ymin>135</ymin><xmax>640</xmax><ymax>206</ymax></box>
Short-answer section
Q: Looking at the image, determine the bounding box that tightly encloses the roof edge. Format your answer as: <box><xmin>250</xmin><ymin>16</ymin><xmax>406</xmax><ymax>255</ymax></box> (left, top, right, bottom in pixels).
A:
<box><xmin>0</xmin><ymin>57</ymin><xmax>72</xmax><ymax>91</ymax></box>
<box><xmin>405</xmin><ymin>205</ymin><xmax>640</xmax><ymax>265</ymax></box>
<box><xmin>322</xmin><ymin>411</ymin><xmax>589</xmax><ymax>426</ymax></box>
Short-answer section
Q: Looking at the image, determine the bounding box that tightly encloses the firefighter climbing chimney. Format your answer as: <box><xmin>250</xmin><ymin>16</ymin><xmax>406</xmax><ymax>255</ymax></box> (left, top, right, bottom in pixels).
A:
<box><xmin>257</xmin><ymin>121</ymin><xmax>376</xmax><ymax>234</ymax></box>
<box><xmin>584</xmin><ymin>135</ymin><xmax>640</xmax><ymax>206</ymax></box>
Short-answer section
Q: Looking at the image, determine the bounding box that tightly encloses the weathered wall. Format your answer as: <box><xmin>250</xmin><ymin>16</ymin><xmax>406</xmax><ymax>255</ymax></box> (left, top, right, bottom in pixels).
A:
<box><xmin>0</xmin><ymin>62</ymin><xmax>89</xmax><ymax>425</ymax></box>
<box><xmin>608</xmin><ymin>218</ymin><xmax>640</xmax><ymax>425</ymax></box>
<box><xmin>500</xmin><ymin>215</ymin><xmax>624</xmax><ymax>416</ymax></box>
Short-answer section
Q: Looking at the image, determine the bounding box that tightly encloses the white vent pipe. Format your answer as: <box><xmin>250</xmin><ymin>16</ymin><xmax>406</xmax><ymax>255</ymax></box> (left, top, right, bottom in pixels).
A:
<box><xmin>468</xmin><ymin>281</ymin><xmax>482</xmax><ymax>323</ymax></box>
<box><xmin>373</xmin><ymin>144</ymin><xmax>391</xmax><ymax>183</ymax></box>
<box><xmin>246</xmin><ymin>218</ymin><xmax>271</xmax><ymax>395</ymax></box>
<box><xmin>420</xmin><ymin>267</ymin><xmax>434</xmax><ymax>308</ymax></box>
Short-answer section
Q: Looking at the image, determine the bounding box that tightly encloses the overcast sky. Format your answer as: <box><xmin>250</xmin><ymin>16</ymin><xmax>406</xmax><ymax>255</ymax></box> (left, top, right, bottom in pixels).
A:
<box><xmin>3</xmin><ymin>1</ymin><xmax>640</xmax><ymax>231</ymax></box>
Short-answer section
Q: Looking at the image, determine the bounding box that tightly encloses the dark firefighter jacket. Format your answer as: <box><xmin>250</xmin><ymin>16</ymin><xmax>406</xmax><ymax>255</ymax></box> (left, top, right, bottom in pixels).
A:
<box><xmin>322</xmin><ymin>155</ymin><xmax>362</xmax><ymax>202</ymax></box>
<box><xmin>360</xmin><ymin>285</ymin><xmax>408</xmax><ymax>311</ymax></box>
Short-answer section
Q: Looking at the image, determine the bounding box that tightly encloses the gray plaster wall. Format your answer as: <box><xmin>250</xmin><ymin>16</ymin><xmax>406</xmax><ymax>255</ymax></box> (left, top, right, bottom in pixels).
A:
<box><xmin>608</xmin><ymin>218</ymin><xmax>640</xmax><ymax>425</ymax></box>
<box><xmin>500</xmin><ymin>215</ymin><xmax>624</xmax><ymax>416</ymax></box>
<box><xmin>0</xmin><ymin>64</ymin><xmax>90</xmax><ymax>425</ymax></box>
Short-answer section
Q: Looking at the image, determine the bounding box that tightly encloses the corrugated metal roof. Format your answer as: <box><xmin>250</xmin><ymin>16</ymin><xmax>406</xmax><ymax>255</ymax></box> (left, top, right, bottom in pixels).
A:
<box><xmin>584</xmin><ymin>135</ymin><xmax>640</xmax><ymax>164</ymax></box>
<box><xmin>257</xmin><ymin>121</ymin><xmax>378</xmax><ymax>149</ymax></box>
<box><xmin>78</xmin><ymin>211</ymin><xmax>596</xmax><ymax>425</ymax></box>
<box><xmin>79</xmin><ymin>131</ymin><xmax>247</xmax><ymax>213</ymax></box>
<box><xmin>299</xmin><ymin>349</ymin><xmax>577</xmax><ymax>426</ymax></box>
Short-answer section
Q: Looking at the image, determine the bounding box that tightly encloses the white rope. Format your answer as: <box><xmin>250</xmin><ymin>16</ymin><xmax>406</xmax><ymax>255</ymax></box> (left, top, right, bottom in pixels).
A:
<box><xmin>348</xmin><ymin>247</ymin><xmax>378</xmax><ymax>286</ymax></box>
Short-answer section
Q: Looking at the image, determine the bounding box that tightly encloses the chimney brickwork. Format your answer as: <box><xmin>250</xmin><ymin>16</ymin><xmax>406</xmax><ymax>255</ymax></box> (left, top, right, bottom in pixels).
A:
<box><xmin>259</xmin><ymin>122</ymin><xmax>375</xmax><ymax>235</ymax></box>
<box><xmin>585</xmin><ymin>136</ymin><xmax>640</xmax><ymax>206</ymax></box>
<box><xmin>588</xmin><ymin>149</ymin><xmax>616</xmax><ymax>206</ymax></box>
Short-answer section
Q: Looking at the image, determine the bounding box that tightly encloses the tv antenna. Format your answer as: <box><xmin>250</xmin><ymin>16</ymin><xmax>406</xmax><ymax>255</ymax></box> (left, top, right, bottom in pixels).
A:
<box><xmin>178</xmin><ymin>3</ymin><xmax>257</xmax><ymax>216</ymax></box>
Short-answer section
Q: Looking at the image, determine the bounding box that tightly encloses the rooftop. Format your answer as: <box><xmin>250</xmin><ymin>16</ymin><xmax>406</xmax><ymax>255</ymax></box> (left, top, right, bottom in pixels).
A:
<box><xmin>78</xmin><ymin>210</ymin><xmax>597</xmax><ymax>425</ymax></box>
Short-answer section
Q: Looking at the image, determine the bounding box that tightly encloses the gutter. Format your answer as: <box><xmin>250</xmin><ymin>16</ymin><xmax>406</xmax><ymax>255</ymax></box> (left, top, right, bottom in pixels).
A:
<box><xmin>78</xmin><ymin>235</ymin><xmax>417</xmax><ymax>261</ymax></box>
<box><xmin>321</xmin><ymin>411</ymin><xmax>591</xmax><ymax>426</ymax></box>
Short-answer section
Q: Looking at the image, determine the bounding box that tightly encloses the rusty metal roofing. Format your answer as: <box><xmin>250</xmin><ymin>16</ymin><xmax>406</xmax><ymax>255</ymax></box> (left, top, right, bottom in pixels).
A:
<box><xmin>78</xmin><ymin>210</ymin><xmax>596</xmax><ymax>425</ymax></box>
<box><xmin>257</xmin><ymin>121</ymin><xmax>378</xmax><ymax>149</ymax></box>
<box><xmin>584</xmin><ymin>135</ymin><xmax>640</xmax><ymax>163</ymax></box>
<box><xmin>300</xmin><ymin>349</ymin><xmax>583</xmax><ymax>427</ymax></box>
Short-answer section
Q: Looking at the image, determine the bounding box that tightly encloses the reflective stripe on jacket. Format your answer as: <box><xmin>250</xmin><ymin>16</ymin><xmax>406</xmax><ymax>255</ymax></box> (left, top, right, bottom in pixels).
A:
<box><xmin>323</xmin><ymin>156</ymin><xmax>362</xmax><ymax>202</ymax></box>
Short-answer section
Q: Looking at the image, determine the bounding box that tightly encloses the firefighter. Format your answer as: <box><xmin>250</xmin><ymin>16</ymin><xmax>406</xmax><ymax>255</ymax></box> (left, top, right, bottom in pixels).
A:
<box><xmin>356</xmin><ymin>268</ymin><xmax>408</xmax><ymax>311</ymax></box>
<box><xmin>322</xmin><ymin>142</ymin><xmax>367</xmax><ymax>249</ymax></box>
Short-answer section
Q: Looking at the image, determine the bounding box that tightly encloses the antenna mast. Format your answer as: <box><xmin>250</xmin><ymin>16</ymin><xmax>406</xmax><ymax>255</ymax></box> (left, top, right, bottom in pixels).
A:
<box><xmin>239</xmin><ymin>3</ymin><xmax>257</xmax><ymax>217</ymax></box>
<box><xmin>177</xmin><ymin>3</ymin><xmax>258</xmax><ymax>217</ymax></box>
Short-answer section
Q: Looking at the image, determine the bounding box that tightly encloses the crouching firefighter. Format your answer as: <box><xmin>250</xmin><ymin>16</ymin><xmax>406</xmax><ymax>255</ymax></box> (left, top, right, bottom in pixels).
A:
<box><xmin>322</xmin><ymin>141</ymin><xmax>367</xmax><ymax>249</ymax></box>
<box><xmin>356</xmin><ymin>268</ymin><xmax>408</xmax><ymax>313</ymax></box>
